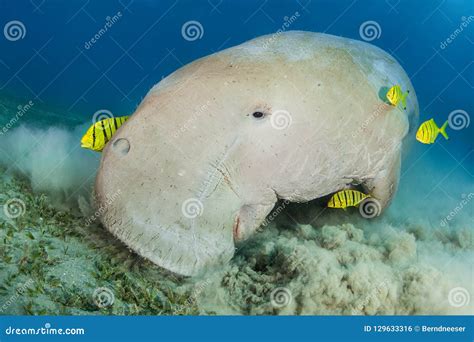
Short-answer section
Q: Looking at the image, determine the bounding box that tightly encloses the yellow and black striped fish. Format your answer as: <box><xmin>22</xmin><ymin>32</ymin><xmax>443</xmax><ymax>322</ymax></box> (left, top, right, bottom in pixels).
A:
<box><xmin>327</xmin><ymin>189</ymin><xmax>370</xmax><ymax>210</ymax></box>
<box><xmin>81</xmin><ymin>116</ymin><xmax>129</xmax><ymax>152</ymax></box>
<box><xmin>386</xmin><ymin>85</ymin><xmax>409</xmax><ymax>110</ymax></box>
<box><xmin>416</xmin><ymin>118</ymin><xmax>449</xmax><ymax>144</ymax></box>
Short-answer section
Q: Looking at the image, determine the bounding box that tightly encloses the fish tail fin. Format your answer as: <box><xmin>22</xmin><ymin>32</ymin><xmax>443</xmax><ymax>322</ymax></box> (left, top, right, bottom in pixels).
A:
<box><xmin>401</xmin><ymin>91</ymin><xmax>408</xmax><ymax>110</ymax></box>
<box><xmin>440</xmin><ymin>120</ymin><xmax>449</xmax><ymax>140</ymax></box>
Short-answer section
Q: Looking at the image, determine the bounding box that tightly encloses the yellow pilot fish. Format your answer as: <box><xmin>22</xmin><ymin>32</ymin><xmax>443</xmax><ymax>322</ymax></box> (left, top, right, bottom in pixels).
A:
<box><xmin>386</xmin><ymin>85</ymin><xmax>409</xmax><ymax>110</ymax></box>
<box><xmin>81</xmin><ymin>116</ymin><xmax>129</xmax><ymax>152</ymax></box>
<box><xmin>416</xmin><ymin>118</ymin><xmax>449</xmax><ymax>144</ymax></box>
<box><xmin>327</xmin><ymin>189</ymin><xmax>370</xmax><ymax>210</ymax></box>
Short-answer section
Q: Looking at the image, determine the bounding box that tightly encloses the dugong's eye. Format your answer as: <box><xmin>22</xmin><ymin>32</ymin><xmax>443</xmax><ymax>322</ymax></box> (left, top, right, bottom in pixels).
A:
<box><xmin>252</xmin><ymin>111</ymin><xmax>265</xmax><ymax>119</ymax></box>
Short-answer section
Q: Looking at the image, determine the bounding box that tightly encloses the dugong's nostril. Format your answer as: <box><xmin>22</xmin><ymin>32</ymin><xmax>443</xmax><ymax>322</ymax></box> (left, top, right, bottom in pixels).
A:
<box><xmin>112</xmin><ymin>138</ymin><xmax>130</xmax><ymax>156</ymax></box>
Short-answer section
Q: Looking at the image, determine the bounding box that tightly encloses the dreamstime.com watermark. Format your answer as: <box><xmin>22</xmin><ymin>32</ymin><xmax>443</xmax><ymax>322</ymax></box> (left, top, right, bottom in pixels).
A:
<box><xmin>258</xmin><ymin>199</ymin><xmax>290</xmax><ymax>232</ymax></box>
<box><xmin>351</xmin><ymin>102</ymin><xmax>386</xmax><ymax>139</ymax></box>
<box><xmin>440</xmin><ymin>16</ymin><xmax>474</xmax><ymax>50</ymax></box>
<box><xmin>352</xmin><ymin>281</ymin><xmax>388</xmax><ymax>314</ymax></box>
<box><xmin>84</xmin><ymin>189</ymin><xmax>122</xmax><ymax>226</ymax></box>
<box><xmin>174</xmin><ymin>279</ymin><xmax>211</xmax><ymax>314</ymax></box>
<box><xmin>0</xmin><ymin>279</ymin><xmax>34</xmax><ymax>313</ymax></box>
<box><xmin>172</xmin><ymin>100</ymin><xmax>211</xmax><ymax>139</ymax></box>
<box><xmin>5</xmin><ymin>323</ymin><xmax>85</xmax><ymax>336</ymax></box>
<box><xmin>84</xmin><ymin>11</ymin><xmax>123</xmax><ymax>49</ymax></box>
<box><xmin>0</xmin><ymin>100</ymin><xmax>34</xmax><ymax>136</ymax></box>
<box><xmin>262</xmin><ymin>11</ymin><xmax>300</xmax><ymax>49</ymax></box>
<box><xmin>440</xmin><ymin>193</ymin><xmax>473</xmax><ymax>227</ymax></box>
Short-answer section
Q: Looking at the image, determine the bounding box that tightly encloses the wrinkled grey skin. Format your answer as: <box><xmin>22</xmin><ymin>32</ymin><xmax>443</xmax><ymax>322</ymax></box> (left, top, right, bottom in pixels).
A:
<box><xmin>95</xmin><ymin>31</ymin><xmax>418</xmax><ymax>276</ymax></box>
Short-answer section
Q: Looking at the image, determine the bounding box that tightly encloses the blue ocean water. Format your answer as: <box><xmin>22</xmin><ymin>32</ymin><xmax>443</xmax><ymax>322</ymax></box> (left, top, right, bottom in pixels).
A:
<box><xmin>1</xmin><ymin>0</ymin><xmax>472</xmax><ymax>217</ymax></box>
<box><xmin>0</xmin><ymin>0</ymin><xmax>473</xmax><ymax>319</ymax></box>
<box><xmin>1</xmin><ymin>0</ymin><xmax>472</xmax><ymax>133</ymax></box>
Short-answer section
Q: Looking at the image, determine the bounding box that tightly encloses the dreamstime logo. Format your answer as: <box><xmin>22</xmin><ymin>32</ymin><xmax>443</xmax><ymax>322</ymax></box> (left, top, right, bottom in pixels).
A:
<box><xmin>92</xmin><ymin>109</ymin><xmax>114</xmax><ymax>129</ymax></box>
<box><xmin>84</xmin><ymin>11</ymin><xmax>123</xmax><ymax>50</ymax></box>
<box><xmin>440</xmin><ymin>16</ymin><xmax>474</xmax><ymax>49</ymax></box>
<box><xmin>181</xmin><ymin>20</ymin><xmax>204</xmax><ymax>41</ymax></box>
<box><xmin>4</xmin><ymin>20</ymin><xmax>26</xmax><ymax>41</ymax></box>
<box><xmin>0</xmin><ymin>100</ymin><xmax>34</xmax><ymax>136</ymax></box>
<box><xmin>172</xmin><ymin>100</ymin><xmax>211</xmax><ymax>139</ymax></box>
<box><xmin>181</xmin><ymin>198</ymin><xmax>204</xmax><ymax>218</ymax></box>
<box><xmin>352</xmin><ymin>281</ymin><xmax>387</xmax><ymax>314</ymax></box>
<box><xmin>358</xmin><ymin>198</ymin><xmax>381</xmax><ymax>219</ymax></box>
<box><xmin>359</xmin><ymin>21</ymin><xmax>382</xmax><ymax>41</ymax></box>
<box><xmin>448</xmin><ymin>109</ymin><xmax>470</xmax><ymax>130</ymax></box>
<box><xmin>174</xmin><ymin>279</ymin><xmax>212</xmax><ymax>314</ymax></box>
<box><xmin>351</xmin><ymin>103</ymin><xmax>386</xmax><ymax>139</ymax></box>
<box><xmin>270</xmin><ymin>287</ymin><xmax>292</xmax><ymax>308</ymax></box>
<box><xmin>3</xmin><ymin>198</ymin><xmax>26</xmax><ymax>219</ymax></box>
<box><xmin>262</xmin><ymin>11</ymin><xmax>300</xmax><ymax>49</ymax></box>
<box><xmin>258</xmin><ymin>199</ymin><xmax>290</xmax><ymax>231</ymax></box>
<box><xmin>448</xmin><ymin>287</ymin><xmax>470</xmax><ymax>308</ymax></box>
<box><xmin>93</xmin><ymin>287</ymin><xmax>115</xmax><ymax>308</ymax></box>
<box><xmin>440</xmin><ymin>193</ymin><xmax>473</xmax><ymax>227</ymax></box>
<box><xmin>270</xmin><ymin>110</ymin><xmax>292</xmax><ymax>130</ymax></box>
<box><xmin>85</xmin><ymin>189</ymin><xmax>122</xmax><ymax>226</ymax></box>
<box><xmin>0</xmin><ymin>279</ymin><xmax>34</xmax><ymax>313</ymax></box>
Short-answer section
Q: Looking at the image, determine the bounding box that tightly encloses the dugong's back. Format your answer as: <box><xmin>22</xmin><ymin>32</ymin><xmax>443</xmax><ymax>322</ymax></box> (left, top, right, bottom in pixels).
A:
<box><xmin>95</xmin><ymin>32</ymin><xmax>418</xmax><ymax>276</ymax></box>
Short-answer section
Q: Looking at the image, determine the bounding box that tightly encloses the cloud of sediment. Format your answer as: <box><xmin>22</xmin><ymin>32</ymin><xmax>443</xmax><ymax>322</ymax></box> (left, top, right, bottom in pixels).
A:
<box><xmin>193</xmin><ymin>211</ymin><xmax>472</xmax><ymax>315</ymax></box>
<box><xmin>0</xmin><ymin>124</ymin><xmax>100</xmax><ymax>211</ymax></box>
<box><xmin>190</xmin><ymin>157</ymin><xmax>473</xmax><ymax>315</ymax></box>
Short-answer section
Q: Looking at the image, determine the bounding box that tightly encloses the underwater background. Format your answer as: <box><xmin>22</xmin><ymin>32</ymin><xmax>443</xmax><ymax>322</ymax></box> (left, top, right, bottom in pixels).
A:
<box><xmin>0</xmin><ymin>0</ymin><xmax>472</xmax><ymax>315</ymax></box>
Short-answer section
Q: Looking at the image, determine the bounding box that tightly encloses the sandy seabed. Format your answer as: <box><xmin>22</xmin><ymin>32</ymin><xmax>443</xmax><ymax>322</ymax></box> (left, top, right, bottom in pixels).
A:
<box><xmin>0</xmin><ymin>168</ymin><xmax>472</xmax><ymax>315</ymax></box>
<box><xmin>0</xmin><ymin>98</ymin><xmax>472</xmax><ymax>315</ymax></box>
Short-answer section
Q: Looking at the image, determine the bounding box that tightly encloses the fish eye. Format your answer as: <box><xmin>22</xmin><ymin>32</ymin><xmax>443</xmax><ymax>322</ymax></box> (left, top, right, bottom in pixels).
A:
<box><xmin>252</xmin><ymin>111</ymin><xmax>265</xmax><ymax>119</ymax></box>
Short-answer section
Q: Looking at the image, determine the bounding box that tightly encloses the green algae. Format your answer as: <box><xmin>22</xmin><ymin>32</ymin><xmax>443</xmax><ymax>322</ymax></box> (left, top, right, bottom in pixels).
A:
<box><xmin>0</xmin><ymin>169</ymin><xmax>197</xmax><ymax>315</ymax></box>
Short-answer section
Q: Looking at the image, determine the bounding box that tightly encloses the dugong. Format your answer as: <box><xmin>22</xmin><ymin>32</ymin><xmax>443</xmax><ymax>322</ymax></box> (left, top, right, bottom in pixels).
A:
<box><xmin>95</xmin><ymin>31</ymin><xmax>418</xmax><ymax>276</ymax></box>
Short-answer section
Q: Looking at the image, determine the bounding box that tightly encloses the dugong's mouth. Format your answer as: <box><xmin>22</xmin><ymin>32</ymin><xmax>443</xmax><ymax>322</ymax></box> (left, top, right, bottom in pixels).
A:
<box><xmin>233</xmin><ymin>216</ymin><xmax>241</xmax><ymax>241</ymax></box>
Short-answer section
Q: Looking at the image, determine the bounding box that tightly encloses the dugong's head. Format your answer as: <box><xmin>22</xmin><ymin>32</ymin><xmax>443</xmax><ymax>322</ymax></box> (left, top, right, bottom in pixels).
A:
<box><xmin>96</xmin><ymin>32</ymin><xmax>417</xmax><ymax>276</ymax></box>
